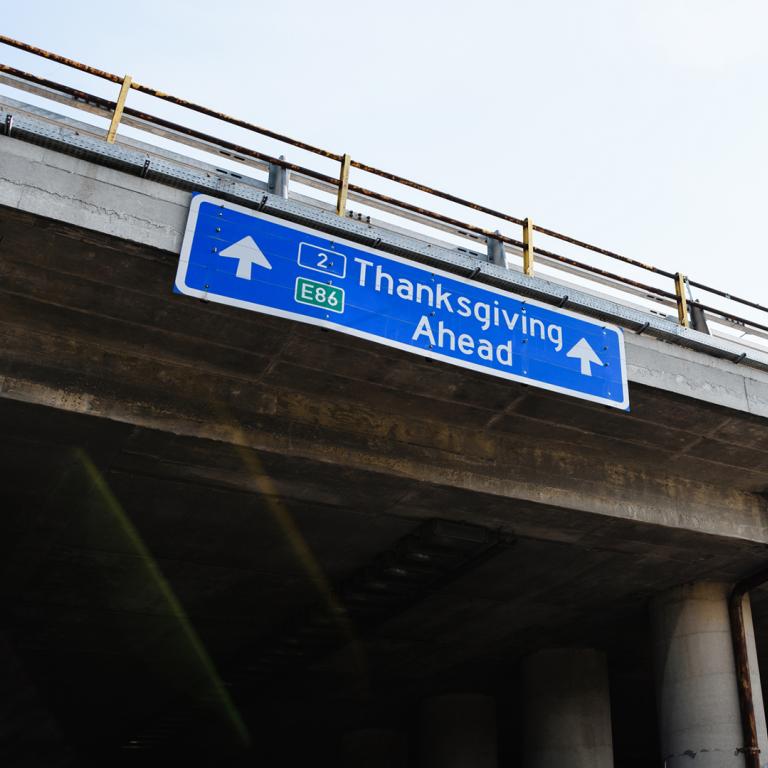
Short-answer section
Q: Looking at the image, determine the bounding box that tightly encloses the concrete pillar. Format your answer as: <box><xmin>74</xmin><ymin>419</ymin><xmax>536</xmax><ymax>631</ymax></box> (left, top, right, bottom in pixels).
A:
<box><xmin>651</xmin><ymin>581</ymin><xmax>768</xmax><ymax>767</ymax></box>
<box><xmin>743</xmin><ymin>594</ymin><xmax>768</xmax><ymax>762</ymax></box>
<box><xmin>341</xmin><ymin>728</ymin><xmax>408</xmax><ymax>768</ymax></box>
<box><xmin>420</xmin><ymin>694</ymin><xmax>497</xmax><ymax>768</ymax></box>
<box><xmin>522</xmin><ymin>648</ymin><xmax>614</xmax><ymax>768</ymax></box>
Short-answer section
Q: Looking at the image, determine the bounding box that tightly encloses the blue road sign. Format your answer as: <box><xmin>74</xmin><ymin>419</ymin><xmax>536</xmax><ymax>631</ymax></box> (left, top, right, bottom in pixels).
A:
<box><xmin>175</xmin><ymin>195</ymin><xmax>629</xmax><ymax>409</ymax></box>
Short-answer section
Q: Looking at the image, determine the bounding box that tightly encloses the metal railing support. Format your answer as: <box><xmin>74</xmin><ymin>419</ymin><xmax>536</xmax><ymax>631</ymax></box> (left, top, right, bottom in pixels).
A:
<box><xmin>675</xmin><ymin>272</ymin><xmax>690</xmax><ymax>327</ymax></box>
<box><xmin>106</xmin><ymin>74</ymin><xmax>132</xmax><ymax>143</ymax></box>
<box><xmin>523</xmin><ymin>218</ymin><xmax>534</xmax><ymax>276</ymax></box>
<box><xmin>268</xmin><ymin>155</ymin><xmax>290</xmax><ymax>198</ymax></box>
<box><xmin>336</xmin><ymin>153</ymin><xmax>351</xmax><ymax>216</ymax></box>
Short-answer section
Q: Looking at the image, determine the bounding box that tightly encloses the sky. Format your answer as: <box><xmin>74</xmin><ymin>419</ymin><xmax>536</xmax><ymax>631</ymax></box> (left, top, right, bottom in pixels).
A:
<box><xmin>2</xmin><ymin>0</ymin><xmax>767</xmax><ymax>321</ymax></box>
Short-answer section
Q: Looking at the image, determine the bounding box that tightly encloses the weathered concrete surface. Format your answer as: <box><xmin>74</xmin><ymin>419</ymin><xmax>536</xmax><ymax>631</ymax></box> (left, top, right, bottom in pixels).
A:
<box><xmin>0</xmin><ymin>134</ymin><xmax>186</xmax><ymax>253</ymax></box>
<box><xmin>522</xmin><ymin>649</ymin><xmax>614</xmax><ymax>768</ymax></box>
<box><xmin>1</xmin><ymin>195</ymin><xmax>768</xmax><ymax>547</ymax></box>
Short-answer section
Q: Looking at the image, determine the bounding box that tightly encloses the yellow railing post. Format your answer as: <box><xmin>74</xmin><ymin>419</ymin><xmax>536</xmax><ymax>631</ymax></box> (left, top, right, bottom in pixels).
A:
<box><xmin>335</xmin><ymin>153</ymin><xmax>351</xmax><ymax>216</ymax></box>
<box><xmin>675</xmin><ymin>272</ymin><xmax>689</xmax><ymax>327</ymax></box>
<box><xmin>522</xmin><ymin>218</ymin><xmax>534</xmax><ymax>276</ymax></box>
<box><xmin>106</xmin><ymin>74</ymin><xmax>132</xmax><ymax>144</ymax></box>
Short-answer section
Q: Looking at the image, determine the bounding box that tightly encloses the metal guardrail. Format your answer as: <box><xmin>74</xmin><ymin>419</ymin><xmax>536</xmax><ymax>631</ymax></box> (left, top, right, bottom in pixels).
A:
<box><xmin>2</xmin><ymin>34</ymin><xmax>767</xmax><ymax>346</ymax></box>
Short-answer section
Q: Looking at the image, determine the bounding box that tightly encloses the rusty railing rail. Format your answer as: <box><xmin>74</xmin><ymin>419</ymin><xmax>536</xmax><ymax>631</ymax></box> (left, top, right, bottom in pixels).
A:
<box><xmin>0</xmin><ymin>34</ymin><xmax>766</xmax><ymax>343</ymax></box>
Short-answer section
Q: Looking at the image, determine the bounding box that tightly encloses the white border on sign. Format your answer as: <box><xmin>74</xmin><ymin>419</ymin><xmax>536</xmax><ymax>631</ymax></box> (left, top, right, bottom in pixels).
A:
<box><xmin>175</xmin><ymin>194</ymin><xmax>630</xmax><ymax>410</ymax></box>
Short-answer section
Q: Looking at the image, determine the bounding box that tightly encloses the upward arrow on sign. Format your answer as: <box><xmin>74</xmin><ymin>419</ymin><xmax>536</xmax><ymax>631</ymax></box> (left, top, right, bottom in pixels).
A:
<box><xmin>566</xmin><ymin>338</ymin><xmax>603</xmax><ymax>376</ymax></box>
<box><xmin>219</xmin><ymin>236</ymin><xmax>271</xmax><ymax>279</ymax></box>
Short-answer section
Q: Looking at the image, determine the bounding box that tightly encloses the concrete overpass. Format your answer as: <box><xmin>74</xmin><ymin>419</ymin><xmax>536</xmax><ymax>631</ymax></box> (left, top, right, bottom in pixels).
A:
<box><xmin>3</xmin><ymin>91</ymin><xmax>768</xmax><ymax>768</ymax></box>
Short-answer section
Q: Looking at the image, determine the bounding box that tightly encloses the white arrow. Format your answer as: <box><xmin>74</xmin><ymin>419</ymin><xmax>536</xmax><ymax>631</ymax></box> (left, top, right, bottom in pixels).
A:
<box><xmin>218</xmin><ymin>236</ymin><xmax>271</xmax><ymax>279</ymax></box>
<box><xmin>566</xmin><ymin>337</ymin><xmax>603</xmax><ymax>376</ymax></box>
